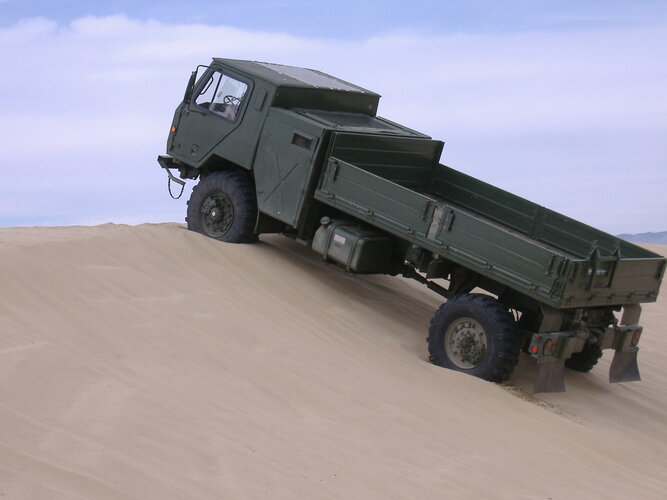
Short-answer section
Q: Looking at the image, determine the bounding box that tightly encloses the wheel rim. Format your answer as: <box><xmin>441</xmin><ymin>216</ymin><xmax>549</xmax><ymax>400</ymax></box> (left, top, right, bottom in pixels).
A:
<box><xmin>200</xmin><ymin>192</ymin><xmax>234</xmax><ymax>238</ymax></box>
<box><xmin>444</xmin><ymin>317</ymin><xmax>488</xmax><ymax>369</ymax></box>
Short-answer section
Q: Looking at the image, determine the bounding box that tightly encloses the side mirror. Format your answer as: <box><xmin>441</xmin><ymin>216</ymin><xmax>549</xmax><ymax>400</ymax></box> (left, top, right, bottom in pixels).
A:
<box><xmin>182</xmin><ymin>70</ymin><xmax>197</xmax><ymax>104</ymax></box>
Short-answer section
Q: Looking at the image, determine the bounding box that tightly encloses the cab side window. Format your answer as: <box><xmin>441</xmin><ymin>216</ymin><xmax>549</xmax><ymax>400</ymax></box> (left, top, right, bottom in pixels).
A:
<box><xmin>194</xmin><ymin>71</ymin><xmax>248</xmax><ymax>122</ymax></box>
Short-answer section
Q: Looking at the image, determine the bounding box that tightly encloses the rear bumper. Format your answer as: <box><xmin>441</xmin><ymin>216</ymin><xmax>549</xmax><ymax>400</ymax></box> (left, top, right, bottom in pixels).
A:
<box><xmin>528</xmin><ymin>325</ymin><xmax>642</xmax><ymax>392</ymax></box>
<box><xmin>528</xmin><ymin>325</ymin><xmax>642</xmax><ymax>359</ymax></box>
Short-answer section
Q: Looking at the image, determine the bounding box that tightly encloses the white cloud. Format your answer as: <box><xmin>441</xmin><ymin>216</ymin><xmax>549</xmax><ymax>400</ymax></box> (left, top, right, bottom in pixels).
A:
<box><xmin>0</xmin><ymin>16</ymin><xmax>665</xmax><ymax>233</ymax></box>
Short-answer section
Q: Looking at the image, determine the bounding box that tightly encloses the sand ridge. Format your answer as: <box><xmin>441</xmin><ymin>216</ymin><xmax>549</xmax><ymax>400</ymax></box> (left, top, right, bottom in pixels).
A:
<box><xmin>1</xmin><ymin>223</ymin><xmax>666</xmax><ymax>499</ymax></box>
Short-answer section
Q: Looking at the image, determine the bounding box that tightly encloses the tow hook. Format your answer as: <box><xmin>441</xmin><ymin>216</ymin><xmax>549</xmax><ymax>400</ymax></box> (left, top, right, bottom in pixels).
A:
<box><xmin>165</xmin><ymin>168</ymin><xmax>186</xmax><ymax>199</ymax></box>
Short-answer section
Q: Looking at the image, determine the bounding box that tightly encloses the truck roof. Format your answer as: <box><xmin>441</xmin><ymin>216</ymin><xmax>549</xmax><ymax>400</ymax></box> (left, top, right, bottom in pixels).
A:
<box><xmin>213</xmin><ymin>58</ymin><xmax>379</xmax><ymax>96</ymax></box>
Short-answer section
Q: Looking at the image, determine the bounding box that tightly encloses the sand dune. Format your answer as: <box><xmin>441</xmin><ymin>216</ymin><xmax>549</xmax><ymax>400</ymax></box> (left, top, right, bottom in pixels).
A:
<box><xmin>1</xmin><ymin>223</ymin><xmax>666</xmax><ymax>499</ymax></box>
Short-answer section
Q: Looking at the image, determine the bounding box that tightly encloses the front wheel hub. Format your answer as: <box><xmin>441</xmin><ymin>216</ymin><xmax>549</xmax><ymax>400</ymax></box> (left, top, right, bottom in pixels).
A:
<box><xmin>201</xmin><ymin>193</ymin><xmax>234</xmax><ymax>237</ymax></box>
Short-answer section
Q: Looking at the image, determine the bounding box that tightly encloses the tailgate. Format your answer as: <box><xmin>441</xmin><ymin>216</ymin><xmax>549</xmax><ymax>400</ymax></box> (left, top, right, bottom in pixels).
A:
<box><xmin>561</xmin><ymin>250</ymin><xmax>666</xmax><ymax>306</ymax></box>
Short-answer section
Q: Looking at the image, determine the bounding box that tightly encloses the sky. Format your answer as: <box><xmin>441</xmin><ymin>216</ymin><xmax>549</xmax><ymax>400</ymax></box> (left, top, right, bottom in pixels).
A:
<box><xmin>0</xmin><ymin>1</ymin><xmax>665</xmax><ymax>234</ymax></box>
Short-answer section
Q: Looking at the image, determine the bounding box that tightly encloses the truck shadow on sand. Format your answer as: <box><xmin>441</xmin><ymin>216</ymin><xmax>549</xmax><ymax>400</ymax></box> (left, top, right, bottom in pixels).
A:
<box><xmin>254</xmin><ymin>234</ymin><xmax>443</xmax><ymax>360</ymax></box>
<box><xmin>254</xmin><ymin>234</ymin><xmax>615</xmax><ymax>410</ymax></box>
<box><xmin>193</xmin><ymin>229</ymin><xmax>630</xmax><ymax>416</ymax></box>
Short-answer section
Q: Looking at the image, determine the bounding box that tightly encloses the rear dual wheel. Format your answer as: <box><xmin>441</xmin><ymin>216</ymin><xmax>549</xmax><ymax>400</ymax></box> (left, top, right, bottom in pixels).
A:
<box><xmin>565</xmin><ymin>343</ymin><xmax>603</xmax><ymax>372</ymax></box>
<box><xmin>428</xmin><ymin>293</ymin><xmax>521</xmax><ymax>382</ymax></box>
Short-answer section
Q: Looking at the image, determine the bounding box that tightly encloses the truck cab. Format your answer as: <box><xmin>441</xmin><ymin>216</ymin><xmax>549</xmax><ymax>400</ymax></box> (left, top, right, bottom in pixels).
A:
<box><xmin>162</xmin><ymin>58</ymin><xmax>437</xmax><ymax>240</ymax></box>
<box><xmin>167</xmin><ymin>58</ymin><xmax>383</xmax><ymax>171</ymax></box>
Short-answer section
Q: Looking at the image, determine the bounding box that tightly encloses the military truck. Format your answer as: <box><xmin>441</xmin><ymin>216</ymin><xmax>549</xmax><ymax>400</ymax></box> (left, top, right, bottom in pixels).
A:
<box><xmin>158</xmin><ymin>58</ymin><xmax>665</xmax><ymax>392</ymax></box>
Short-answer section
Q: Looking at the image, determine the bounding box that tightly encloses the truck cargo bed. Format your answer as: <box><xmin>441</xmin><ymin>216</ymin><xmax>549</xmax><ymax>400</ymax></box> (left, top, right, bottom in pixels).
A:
<box><xmin>315</xmin><ymin>134</ymin><xmax>664</xmax><ymax>309</ymax></box>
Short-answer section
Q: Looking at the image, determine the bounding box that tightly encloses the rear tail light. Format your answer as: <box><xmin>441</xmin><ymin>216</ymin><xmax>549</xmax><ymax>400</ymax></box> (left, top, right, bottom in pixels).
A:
<box><xmin>528</xmin><ymin>335</ymin><xmax>558</xmax><ymax>357</ymax></box>
<box><xmin>543</xmin><ymin>339</ymin><xmax>557</xmax><ymax>356</ymax></box>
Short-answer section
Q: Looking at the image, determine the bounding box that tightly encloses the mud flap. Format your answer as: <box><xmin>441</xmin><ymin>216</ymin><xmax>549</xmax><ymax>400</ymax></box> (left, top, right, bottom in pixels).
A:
<box><xmin>533</xmin><ymin>357</ymin><xmax>566</xmax><ymax>393</ymax></box>
<box><xmin>609</xmin><ymin>348</ymin><xmax>641</xmax><ymax>383</ymax></box>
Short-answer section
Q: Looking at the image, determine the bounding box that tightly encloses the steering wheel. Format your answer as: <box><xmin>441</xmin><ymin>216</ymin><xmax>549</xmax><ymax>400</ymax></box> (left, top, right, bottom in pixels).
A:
<box><xmin>223</xmin><ymin>95</ymin><xmax>242</xmax><ymax>106</ymax></box>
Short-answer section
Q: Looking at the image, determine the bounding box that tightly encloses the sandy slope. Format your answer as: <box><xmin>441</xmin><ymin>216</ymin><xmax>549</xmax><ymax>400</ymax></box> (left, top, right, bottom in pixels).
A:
<box><xmin>0</xmin><ymin>223</ymin><xmax>666</xmax><ymax>499</ymax></box>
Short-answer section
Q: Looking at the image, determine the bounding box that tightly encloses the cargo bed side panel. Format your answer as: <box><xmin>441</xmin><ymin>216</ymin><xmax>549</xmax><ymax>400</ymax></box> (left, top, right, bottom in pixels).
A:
<box><xmin>433</xmin><ymin>165</ymin><xmax>655</xmax><ymax>260</ymax></box>
<box><xmin>315</xmin><ymin>157</ymin><xmax>563</xmax><ymax>306</ymax></box>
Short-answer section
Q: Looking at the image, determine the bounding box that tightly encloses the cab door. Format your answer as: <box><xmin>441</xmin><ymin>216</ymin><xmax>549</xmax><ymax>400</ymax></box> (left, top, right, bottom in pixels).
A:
<box><xmin>170</xmin><ymin>68</ymin><xmax>252</xmax><ymax>166</ymax></box>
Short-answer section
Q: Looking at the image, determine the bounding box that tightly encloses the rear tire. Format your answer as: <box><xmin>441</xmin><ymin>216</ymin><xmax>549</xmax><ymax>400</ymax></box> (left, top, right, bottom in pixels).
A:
<box><xmin>428</xmin><ymin>293</ymin><xmax>521</xmax><ymax>382</ymax></box>
<box><xmin>186</xmin><ymin>171</ymin><xmax>258</xmax><ymax>243</ymax></box>
<box><xmin>565</xmin><ymin>343</ymin><xmax>602</xmax><ymax>373</ymax></box>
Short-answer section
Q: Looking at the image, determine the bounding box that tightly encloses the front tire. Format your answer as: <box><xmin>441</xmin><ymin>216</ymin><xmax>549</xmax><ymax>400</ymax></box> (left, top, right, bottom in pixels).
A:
<box><xmin>428</xmin><ymin>293</ymin><xmax>521</xmax><ymax>382</ymax></box>
<box><xmin>186</xmin><ymin>170</ymin><xmax>258</xmax><ymax>243</ymax></box>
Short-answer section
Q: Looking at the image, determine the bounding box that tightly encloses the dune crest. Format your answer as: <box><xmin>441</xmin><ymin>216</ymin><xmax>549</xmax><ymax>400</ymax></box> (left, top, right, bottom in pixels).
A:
<box><xmin>1</xmin><ymin>223</ymin><xmax>666</xmax><ymax>499</ymax></box>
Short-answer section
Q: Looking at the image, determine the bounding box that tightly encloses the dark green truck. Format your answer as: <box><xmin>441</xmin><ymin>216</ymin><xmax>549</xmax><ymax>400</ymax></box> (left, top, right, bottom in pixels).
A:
<box><xmin>158</xmin><ymin>58</ymin><xmax>665</xmax><ymax>392</ymax></box>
